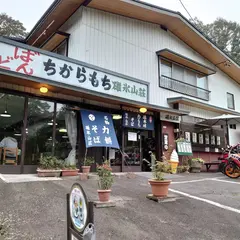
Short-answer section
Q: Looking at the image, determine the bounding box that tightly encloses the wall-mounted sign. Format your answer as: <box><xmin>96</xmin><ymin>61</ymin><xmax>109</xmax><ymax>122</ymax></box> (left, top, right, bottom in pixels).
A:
<box><xmin>205</xmin><ymin>147</ymin><xmax>210</xmax><ymax>152</ymax></box>
<box><xmin>81</xmin><ymin>110</ymin><xmax>119</xmax><ymax>149</ymax></box>
<box><xmin>69</xmin><ymin>184</ymin><xmax>88</xmax><ymax>233</ymax></box>
<box><xmin>185</xmin><ymin>132</ymin><xmax>191</xmax><ymax>142</ymax></box>
<box><xmin>192</xmin><ymin>133</ymin><xmax>197</xmax><ymax>143</ymax></box>
<box><xmin>163</xmin><ymin>133</ymin><xmax>169</xmax><ymax>151</ymax></box>
<box><xmin>211</xmin><ymin>135</ymin><xmax>215</xmax><ymax>145</ymax></box>
<box><xmin>199</xmin><ymin>134</ymin><xmax>204</xmax><ymax>144</ymax></box>
<box><xmin>0</xmin><ymin>40</ymin><xmax>148</xmax><ymax>103</ymax></box>
<box><xmin>160</xmin><ymin>112</ymin><xmax>181</xmax><ymax>123</ymax></box>
<box><xmin>217</xmin><ymin>136</ymin><xmax>221</xmax><ymax>146</ymax></box>
<box><xmin>205</xmin><ymin>134</ymin><xmax>210</xmax><ymax>145</ymax></box>
<box><xmin>128</xmin><ymin>132</ymin><xmax>137</xmax><ymax>141</ymax></box>
<box><xmin>177</xmin><ymin>141</ymin><xmax>193</xmax><ymax>156</ymax></box>
<box><xmin>123</xmin><ymin>112</ymin><xmax>154</xmax><ymax>130</ymax></box>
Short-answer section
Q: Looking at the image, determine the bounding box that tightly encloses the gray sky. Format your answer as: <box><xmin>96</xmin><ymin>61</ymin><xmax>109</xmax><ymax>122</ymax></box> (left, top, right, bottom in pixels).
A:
<box><xmin>0</xmin><ymin>0</ymin><xmax>239</xmax><ymax>31</ymax></box>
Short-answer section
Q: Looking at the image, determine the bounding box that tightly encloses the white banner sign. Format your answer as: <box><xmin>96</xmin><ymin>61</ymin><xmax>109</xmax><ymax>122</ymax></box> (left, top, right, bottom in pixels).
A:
<box><xmin>0</xmin><ymin>41</ymin><xmax>148</xmax><ymax>103</ymax></box>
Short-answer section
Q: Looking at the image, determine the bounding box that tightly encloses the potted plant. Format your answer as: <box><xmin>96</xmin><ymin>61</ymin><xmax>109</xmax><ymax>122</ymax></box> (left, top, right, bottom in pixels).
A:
<box><xmin>62</xmin><ymin>164</ymin><xmax>79</xmax><ymax>176</ymax></box>
<box><xmin>97</xmin><ymin>160</ymin><xmax>114</xmax><ymax>202</ymax></box>
<box><xmin>82</xmin><ymin>156</ymin><xmax>95</xmax><ymax>174</ymax></box>
<box><xmin>37</xmin><ymin>156</ymin><xmax>63</xmax><ymax>177</ymax></box>
<box><xmin>189</xmin><ymin>158</ymin><xmax>204</xmax><ymax>173</ymax></box>
<box><xmin>148</xmin><ymin>159</ymin><xmax>172</xmax><ymax>198</ymax></box>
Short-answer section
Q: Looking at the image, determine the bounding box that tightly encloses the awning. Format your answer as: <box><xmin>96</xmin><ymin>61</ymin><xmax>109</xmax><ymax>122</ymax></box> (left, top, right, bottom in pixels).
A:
<box><xmin>167</xmin><ymin>97</ymin><xmax>240</xmax><ymax>115</ymax></box>
<box><xmin>157</xmin><ymin>49</ymin><xmax>216</xmax><ymax>76</ymax></box>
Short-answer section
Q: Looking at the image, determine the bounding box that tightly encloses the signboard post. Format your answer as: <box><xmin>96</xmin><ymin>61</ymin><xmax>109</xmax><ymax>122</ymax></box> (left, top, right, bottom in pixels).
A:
<box><xmin>67</xmin><ymin>183</ymin><xmax>95</xmax><ymax>240</ymax></box>
<box><xmin>176</xmin><ymin>140</ymin><xmax>193</xmax><ymax>156</ymax></box>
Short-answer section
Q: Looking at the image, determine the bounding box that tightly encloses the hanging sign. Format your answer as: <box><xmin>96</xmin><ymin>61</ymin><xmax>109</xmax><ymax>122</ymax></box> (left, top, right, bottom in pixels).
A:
<box><xmin>160</xmin><ymin>112</ymin><xmax>181</xmax><ymax>123</ymax></box>
<box><xmin>81</xmin><ymin>110</ymin><xmax>119</xmax><ymax>149</ymax></box>
<box><xmin>0</xmin><ymin>39</ymin><xmax>148</xmax><ymax>103</ymax></box>
<box><xmin>176</xmin><ymin>140</ymin><xmax>193</xmax><ymax>156</ymax></box>
<box><xmin>123</xmin><ymin>112</ymin><xmax>154</xmax><ymax>130</ymax></box>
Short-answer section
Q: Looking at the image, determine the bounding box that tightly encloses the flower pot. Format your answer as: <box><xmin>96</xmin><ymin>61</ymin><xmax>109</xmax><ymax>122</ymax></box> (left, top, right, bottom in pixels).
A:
<box><xmin>82</xmin><ymin>166</ymin><xmax>91</xmax><ymax>174</ymax></box>
<box><xmin>37</xmin><ymin>169</ymin><xmax>61</xmax><ymax>177</ymax></box>
<box><xmin>97</xmin><ymin>189</ymin><xmax>111</xmax><ymax>202</ymax></box>
<box><xmin>62</xmin><ymin>169</ymin><xmax>79</xmax><ymax>176</ymax></box>
<box><xmin>148</xmin><ymin>179</ymin><xmax>171</xmax><ymax>197</ymax></box>
<box><xmin>190</xmin><ymin>161</ymin><xmax>203</xmax><ymax>173</ymax></box>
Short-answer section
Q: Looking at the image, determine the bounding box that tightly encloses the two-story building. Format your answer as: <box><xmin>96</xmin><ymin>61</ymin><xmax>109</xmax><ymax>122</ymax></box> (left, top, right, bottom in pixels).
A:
<box><xmin>0</xmin><ymin>0</ymin><xmax>240</xmax><ymax>173</ymax></box>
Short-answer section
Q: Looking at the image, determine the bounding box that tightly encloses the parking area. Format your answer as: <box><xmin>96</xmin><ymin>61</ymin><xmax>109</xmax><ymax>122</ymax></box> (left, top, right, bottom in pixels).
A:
<box><xmin>0</xmin><ymin>172</ymin><xmax>240</xmax><ymax>240</ymax></box>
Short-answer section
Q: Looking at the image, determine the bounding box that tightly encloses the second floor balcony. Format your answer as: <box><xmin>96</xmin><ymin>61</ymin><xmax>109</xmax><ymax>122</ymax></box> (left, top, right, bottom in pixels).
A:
<box><xmin>160</xmin><ymin>75</ymin><xmax>211</xmax><ymax>101</ymax></box>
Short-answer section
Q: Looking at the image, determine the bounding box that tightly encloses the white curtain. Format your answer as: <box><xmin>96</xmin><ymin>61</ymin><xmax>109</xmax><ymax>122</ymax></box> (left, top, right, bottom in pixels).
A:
<box><xmin>64</xmin><ymin>110</ymin><xmax>77</xmax><ymax>165</ymax></box>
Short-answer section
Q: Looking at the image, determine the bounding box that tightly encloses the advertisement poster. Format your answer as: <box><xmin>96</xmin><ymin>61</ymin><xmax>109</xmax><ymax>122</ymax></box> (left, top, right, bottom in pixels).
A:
<box><xmin>192</xmin><ymin>133</ymin><xmax>197</xmax><ymax>143</ymax></box>
<box><xmin>199</xmin><ymin>134</ymin><xmax>204</xmax><ymax>144</ymax></box>
<box><xmin>205</xmin><ymin>134</ymin><xmax>210</xmax><ymax>145</ymax></box>
<box><xmin>128</xmin><ymin>132</ymin><xmax>137</xmax><ymax>141</ymax></box>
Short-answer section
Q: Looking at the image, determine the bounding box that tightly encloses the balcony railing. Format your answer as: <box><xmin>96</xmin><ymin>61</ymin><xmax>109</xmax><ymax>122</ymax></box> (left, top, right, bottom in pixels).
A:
<box><xmin>160</xmin><ymin>75</ymin><xmax>210</xmax><ymax>101</ymax></box>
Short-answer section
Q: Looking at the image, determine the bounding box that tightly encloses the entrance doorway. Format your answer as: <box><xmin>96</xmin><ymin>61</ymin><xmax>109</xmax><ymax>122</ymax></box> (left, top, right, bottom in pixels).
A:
<box><xmin>123</xmin><ymin>129</ymin><xmax>155</xmax><ymax>172</ymax></box>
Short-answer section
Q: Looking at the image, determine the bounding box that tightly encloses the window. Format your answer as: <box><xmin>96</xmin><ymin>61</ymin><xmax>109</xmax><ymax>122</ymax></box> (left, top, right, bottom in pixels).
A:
<box><xmin>53</xmin><ymin>39</ymin><xmax>68</xmax><ymax>56</ymax></box>
<box><xmin>227</xmin><ymin>93</ymin><xmax>235</xmax><ymax>110</ymax></box>
<box><xmin>229</xmin><ymin>124</ymin><xmax>237</xmax><ymax>130</ymax></box>
<box><xmin>161</xmin><ymin>60</ymin><xmax>172</xmax><ymax>78</ymax></box>
<box><xmin>25</xmin><ymin>99</ymin><xmax>55</xmax><ymax>165</ymax></box>
<box><xmin>0</xmin><ymin>94</ymin><xmax>25</xmax><ymax>166</ymax></box>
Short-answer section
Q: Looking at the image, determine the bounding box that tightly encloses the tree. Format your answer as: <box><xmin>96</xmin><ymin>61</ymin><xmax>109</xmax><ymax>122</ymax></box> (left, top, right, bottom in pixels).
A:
<box><xmin>0</xmin><ymin>13</ymin><xmax>27</xmax><ymax>38</ymax></box>
<box><xmin>191</xmin><ymin>17</ymin><xmax>240</xmax><ymax>65</ymax></box>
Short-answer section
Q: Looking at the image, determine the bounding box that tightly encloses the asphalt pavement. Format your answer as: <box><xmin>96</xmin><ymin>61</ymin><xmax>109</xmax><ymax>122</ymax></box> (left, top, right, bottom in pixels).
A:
<box><xmin>0</xmin><ymin>172</ymin><xmax>239</xmax><ymax>240</ymax></box>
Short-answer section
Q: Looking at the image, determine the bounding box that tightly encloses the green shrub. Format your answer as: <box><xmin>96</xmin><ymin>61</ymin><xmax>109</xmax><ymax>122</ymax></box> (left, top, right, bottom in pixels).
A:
<box><xmin>84</xmin><ymin>157</ymin><xmax>95</xmax><ymax>166</ymax></box>
<box><xmin>152</xmin><ymin>161</ymin><xmax>171</xmax><ymax>181</ymax></box>
<box><xmin>97</xmin><ymin>160</ymin><xmax>114</xmax><ymax>190</ymax></box>
<box><xmin>39</xmin><ymin>156</ymin><xmax>64</xmax><ymax>170</ymax></box>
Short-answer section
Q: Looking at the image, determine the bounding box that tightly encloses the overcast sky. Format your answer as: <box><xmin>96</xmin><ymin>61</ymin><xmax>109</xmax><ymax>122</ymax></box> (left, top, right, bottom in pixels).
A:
<box><xmin>0</xmin><ymin>0</ymin><xmax>239</xmax><ymax>31</ymax></box>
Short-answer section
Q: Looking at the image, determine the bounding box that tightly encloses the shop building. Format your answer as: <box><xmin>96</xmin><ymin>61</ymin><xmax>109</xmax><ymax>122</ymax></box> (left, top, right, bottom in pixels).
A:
<box><xmin>1</xmin><ymin>0</ymin><xmax>240</xmax><ymax>173</ymax></box>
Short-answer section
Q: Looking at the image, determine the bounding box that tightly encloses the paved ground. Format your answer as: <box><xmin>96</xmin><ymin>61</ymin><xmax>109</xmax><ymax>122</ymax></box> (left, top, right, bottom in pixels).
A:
<box><xmin>0</xmin><ymin>172</ymin><xmax>240</xmax><ymax>240</ymax></box>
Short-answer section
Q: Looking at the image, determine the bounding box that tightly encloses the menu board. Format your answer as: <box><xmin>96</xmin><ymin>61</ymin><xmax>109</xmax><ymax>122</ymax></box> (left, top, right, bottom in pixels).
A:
<box><xmin>177</xmin><ymin>141</ymin><xmax>193</xmax><ymax>156</ymax></box>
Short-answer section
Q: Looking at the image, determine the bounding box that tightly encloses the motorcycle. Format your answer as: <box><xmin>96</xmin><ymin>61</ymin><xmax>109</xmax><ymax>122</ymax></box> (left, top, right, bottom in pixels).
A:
<box><xmin>224</xmin><ymin>153</ymin><xmax>240</xmax><ymax>179</ymax></box>
<box><xmin>218</xmin><ymin>144</ymin><xmax>240</xmax><ymax>174</ymax></box>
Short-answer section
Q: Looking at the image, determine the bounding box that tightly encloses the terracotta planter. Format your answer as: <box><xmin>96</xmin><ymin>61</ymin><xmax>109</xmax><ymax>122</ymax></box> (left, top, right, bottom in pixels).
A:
<box><xmin>62</xmin><ymin>169</ymin><xmax>79</xmax><ymax>176</ymax></box>
<box><xmin>148</xmin><ymin>179</ymin><xmax>171</xmax><ymax>197</ymax></box>
<box><xmin>37</xmin><ymin>169</ymin><xmax>61</xmax><ymax>177</ymax></box>
<box><xmin>97</xmin><ymin>189</ymin><xmax>111</xmax><ymax>202</ymax></box>
<box><xmin>82</xmin><ymin>166</ymin><xmax>91</xmax><ymax>174</ymax></box>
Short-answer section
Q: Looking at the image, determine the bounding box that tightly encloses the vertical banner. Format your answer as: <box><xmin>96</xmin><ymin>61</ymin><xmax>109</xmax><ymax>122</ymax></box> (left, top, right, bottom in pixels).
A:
<box><xmin>80</xmin><ymin>110</ymin><xmax>119</xmax><ymax>149</ymax></box>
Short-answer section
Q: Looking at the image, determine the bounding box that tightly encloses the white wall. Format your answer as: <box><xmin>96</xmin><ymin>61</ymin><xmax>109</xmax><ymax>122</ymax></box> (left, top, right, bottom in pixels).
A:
<box><xmin>229</xmin><ymin>125</ymin><xmax>240</xmax><ymax>145</ymax></box>
<box><xmin>61</xmin><ymin>6</ymin><xmax>240</xmax><ymax>113</ymax></box>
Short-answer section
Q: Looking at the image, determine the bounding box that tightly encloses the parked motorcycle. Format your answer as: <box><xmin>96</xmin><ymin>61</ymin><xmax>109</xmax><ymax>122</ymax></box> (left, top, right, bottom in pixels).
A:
<box><xmin>224</xmin><ymin>153</ymin><xmax>240</xmax><ymax>179</ymax></box>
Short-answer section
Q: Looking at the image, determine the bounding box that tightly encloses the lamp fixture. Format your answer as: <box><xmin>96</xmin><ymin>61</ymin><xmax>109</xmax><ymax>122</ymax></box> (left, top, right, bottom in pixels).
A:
<box><xmin>40</xmin><ymin>86</ymin><xmax>48</xmax><ymax>93</ymax></box>
<box><xmin>112</xmin><ymin>114</ymin><xmax>122</xmax><ymax>120</ymax></box>
<box><xmin>14</xmin><ymin>133</ymin><xmax>22</xmax><ymax>136</ymax></box>
<box><xmin>59</xmin><ymin>128</ymin><xmax>67</xmax><ymax>133</ymax></box>
<box><xmin>139</xmin><ymin>107</ymin><xmax>147</xmax><ymax>113</ymax></box>
<box><xmin>0</xmin><ymin>96</ymin><xmax>11</xmax><ymax>117</ymax></box>
<box><xmin>48</xmin><ymin>120</ymin><xmax>58</xmax><ymax>126</ymax></box>
<box><xmin>0</xmin><ymin>110</ymin><xmax>11</xmax><ymax>118</ymax></box>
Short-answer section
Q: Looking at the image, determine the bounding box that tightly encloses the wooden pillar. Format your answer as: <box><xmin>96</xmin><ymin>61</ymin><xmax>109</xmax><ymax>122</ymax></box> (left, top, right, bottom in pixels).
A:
<box><xmin>154</xmin><ymin>112</ymin><xmax>162</xmax><ymax>161</ymax></box>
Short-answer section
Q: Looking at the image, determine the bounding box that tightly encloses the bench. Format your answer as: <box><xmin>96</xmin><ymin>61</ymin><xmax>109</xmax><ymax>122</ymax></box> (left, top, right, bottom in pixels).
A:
<box><xmin>204</xmin><ymin>161</ymin><xmax>220</xmax><ymax>172</ymax></box>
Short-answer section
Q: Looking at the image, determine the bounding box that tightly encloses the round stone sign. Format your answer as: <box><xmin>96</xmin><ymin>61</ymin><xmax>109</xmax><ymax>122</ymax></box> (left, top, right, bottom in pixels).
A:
<box><xmin>69</xmin><ymin>183</ymin><xmax>88</xmax><ymax>233</ymax></box>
